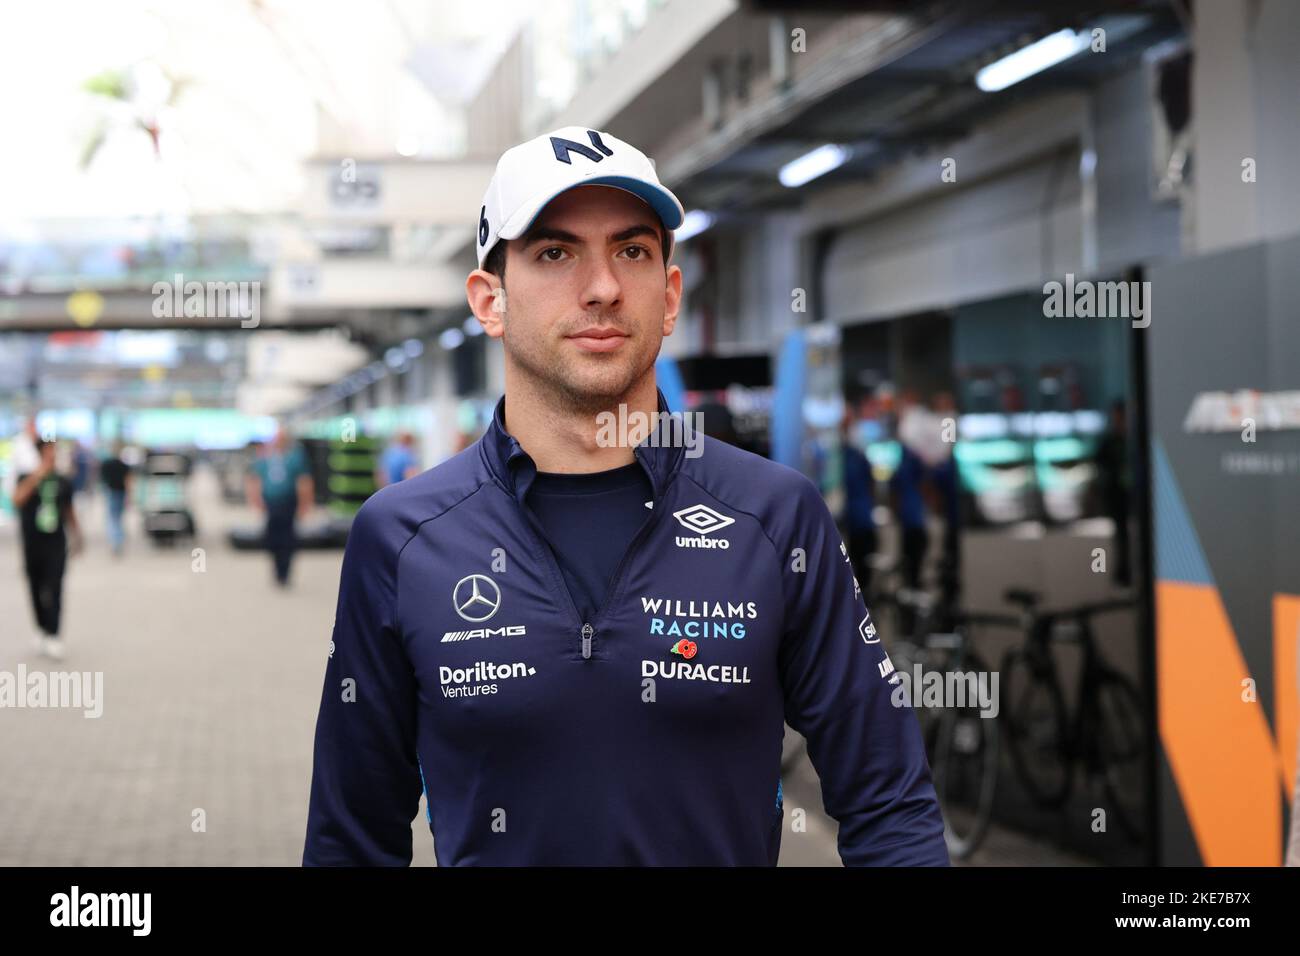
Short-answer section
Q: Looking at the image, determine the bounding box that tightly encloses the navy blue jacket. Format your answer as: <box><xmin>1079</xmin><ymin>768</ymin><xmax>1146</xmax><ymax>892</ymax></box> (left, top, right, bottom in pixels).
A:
<box><xmin>303</xmin><ymin>390</ymin><xmax>949</xmax><ymax>866</ymax></box>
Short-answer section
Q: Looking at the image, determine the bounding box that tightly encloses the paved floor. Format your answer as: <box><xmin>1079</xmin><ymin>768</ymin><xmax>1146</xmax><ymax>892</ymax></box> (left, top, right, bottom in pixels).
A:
<box><xmin>0</xmin><ymin>467</ymin><xmax>1087</xmax><ymax>866</ymax></box>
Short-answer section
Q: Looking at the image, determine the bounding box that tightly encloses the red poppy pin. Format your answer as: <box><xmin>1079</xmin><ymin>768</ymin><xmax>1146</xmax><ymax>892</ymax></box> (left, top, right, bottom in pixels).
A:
<box><xmin>670</xmin><ymin>639</ymin><xmax>698</xmax><ymax>660</ymax></box>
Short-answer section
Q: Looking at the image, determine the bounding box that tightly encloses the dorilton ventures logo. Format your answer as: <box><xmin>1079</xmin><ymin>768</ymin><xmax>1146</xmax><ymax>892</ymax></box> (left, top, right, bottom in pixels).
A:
<box><xmin>673</xmin><ymin>504</ymin><xmax>735</xmax><ymax>549</ymax></box>
<box><xmin>640</xmin><ymin>596</ymin><xmax>757</xmax><ymax>640</ymax></box>
<box><xmin>1183</xmin><ymin>389</ymin><xmax>1300</xmax><ymax>433</ymax></box>
<box><xmin>439</xmin><ymin>661</ymin><xmax>537</xmax><ymax>699</ymax></box>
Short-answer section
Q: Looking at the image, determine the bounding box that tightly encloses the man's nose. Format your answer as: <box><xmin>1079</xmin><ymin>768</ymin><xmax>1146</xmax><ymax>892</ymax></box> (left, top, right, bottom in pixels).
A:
<box><xmin>579</xmin><ymin>253</ymin><xmax>623</xmax><ymax>309</ymax></box>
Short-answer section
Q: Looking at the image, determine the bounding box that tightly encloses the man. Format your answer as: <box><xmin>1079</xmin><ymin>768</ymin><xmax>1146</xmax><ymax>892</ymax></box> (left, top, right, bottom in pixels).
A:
<box><xmin>303</xmin><ymin>126</ymin><xmax>948</xmax><ymax>866</ymax></box>
<box><xmin>100</xmin><ymin>441</ymin><xmax>133</xmax><ymax>556</ymax></box>
<box><xmin>891</xmin><ymin>395</ymin><xmax>932</xmax><ymax>595</ymax></box>
<box><xmin>3</xmin><ymin>417</ymin><xmax>40</xmax><ymax>507</ymax></box>
<box><xmin>1095</xmin><ymin>400</ymin><xmax>1132</xmax><ymax>587</ymax></box>
<box><xmin>376</xmin><ymin>431</ymin><xmax>419</xmax><ymax>489</ymax></box>
<box><xmin>840</xmin><ymin>410</ymin><xmax>877</xmax><ymax>600</ymax></box>
<box><xmin>246</xmin><ymin>428</ymin><xmax>314</xmax><ymax>587</ymax></box>
<box><xmin>929</xmin><ymin>391</ymin><xmax>962</xmax><ymax>613</ymax></box>
<box><xmin>13</xmin><ymin>439</ymin><xmax>82</xmax><ymax>659</ymax></box>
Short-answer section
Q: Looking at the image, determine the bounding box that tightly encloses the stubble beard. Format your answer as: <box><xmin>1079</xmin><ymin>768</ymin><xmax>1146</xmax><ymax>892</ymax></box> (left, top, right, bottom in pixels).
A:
<box><xmin>503</xmin><ymin>309</ymin><xmax>658</xmax><ymax>417</ymax></box>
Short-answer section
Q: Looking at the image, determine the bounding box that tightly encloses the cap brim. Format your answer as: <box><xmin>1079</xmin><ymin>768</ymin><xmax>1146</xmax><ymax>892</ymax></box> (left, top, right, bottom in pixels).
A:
<box><xmin>498</xmin><ymin>176</ymin><xmax>685</xmax><ymax>242</ymax></box>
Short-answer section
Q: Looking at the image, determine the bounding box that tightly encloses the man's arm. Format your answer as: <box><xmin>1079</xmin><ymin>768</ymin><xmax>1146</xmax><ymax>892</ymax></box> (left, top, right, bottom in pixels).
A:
<box><xmin>776</xmin><ymin>474</ymin><xmax>950</xmax><ymax>866</ymax></box>
<box><xmin>62</xmin><ymin>481</ymin><xmax>83</xmax><ymax>555</ymax></box>
<box><xmin>296</xmin><ymin>472</ymin><xmax>315</xmax><ymax>520</ymax></box>
<box><xmin>244</xmin><ymin>473</ymin><xmax>263</xmax><ymax>513</ymax></box>
<box><xmin>302</xmin><ymin>496</ymin><xmax>423</xmax><ymax>865</ymax></box>
<box><xmin>12</xmin><ymin>466</ymin><xmax>48</xmax><ymax>508</ymax></box>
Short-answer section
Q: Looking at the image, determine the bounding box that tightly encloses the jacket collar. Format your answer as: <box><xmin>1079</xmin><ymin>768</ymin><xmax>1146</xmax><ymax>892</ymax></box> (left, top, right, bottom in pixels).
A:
<box><xmin>481</xmin><ymin>388</ymin><xmax>686</xmax><ymax>505</ymax></box>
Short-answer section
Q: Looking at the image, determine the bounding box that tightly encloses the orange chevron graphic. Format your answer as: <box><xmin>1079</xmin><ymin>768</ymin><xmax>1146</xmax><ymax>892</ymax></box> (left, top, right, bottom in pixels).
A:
<box><xmin>1157</xmin><ymin>582</ymin><xmax>1296</xmax><ymax>866</ymax></box>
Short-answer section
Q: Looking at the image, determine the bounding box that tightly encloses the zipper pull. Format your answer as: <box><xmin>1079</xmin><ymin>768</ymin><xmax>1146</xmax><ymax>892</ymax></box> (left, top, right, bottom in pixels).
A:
<box><xmin>581</xmin><ymin>623</ymin><xmax>594</xmax><ymax>660</ymax></box>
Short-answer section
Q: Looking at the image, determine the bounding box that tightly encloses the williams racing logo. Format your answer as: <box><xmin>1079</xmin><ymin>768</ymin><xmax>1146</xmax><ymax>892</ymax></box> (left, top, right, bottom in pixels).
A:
<box><xmin>672</xmin><ymin>504</ymin><xmax>734</xmax><ymax>550</ymax></box>
<box><xmin>640</xmin><ymin>596</ymin><xmax>756</xmax><ymax>640</ymax></box>
<box><xmin>443</xmin><ymin>573</ymin><xmax>527</xmax><ymax>642</ymax></box>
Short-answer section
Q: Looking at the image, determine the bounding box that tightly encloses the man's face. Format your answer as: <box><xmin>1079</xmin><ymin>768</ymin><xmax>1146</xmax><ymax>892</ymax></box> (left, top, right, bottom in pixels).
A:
<box><xmin>470</xmin><ymin>184</ymin><xmax>682</xmax><ymax>411</ymax></box>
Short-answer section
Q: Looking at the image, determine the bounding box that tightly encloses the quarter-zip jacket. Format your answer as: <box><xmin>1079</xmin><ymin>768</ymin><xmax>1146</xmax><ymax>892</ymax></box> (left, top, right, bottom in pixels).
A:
<box><xmin>303</xmin><ymin>390</ymin><xmax>950</xmax><ymax>866</ymax></box>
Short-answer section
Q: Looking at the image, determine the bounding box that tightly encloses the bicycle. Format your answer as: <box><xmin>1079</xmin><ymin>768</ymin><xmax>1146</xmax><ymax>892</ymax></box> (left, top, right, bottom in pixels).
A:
<box><xmin>876</xmin><ymin>586</ymin><xmax>1017</xmax><ymax>860</ymax></box>
<box><xmin>999</xmin><ymin>588</ymin><xmax>1146</xmax><ymax>842</ymax></box>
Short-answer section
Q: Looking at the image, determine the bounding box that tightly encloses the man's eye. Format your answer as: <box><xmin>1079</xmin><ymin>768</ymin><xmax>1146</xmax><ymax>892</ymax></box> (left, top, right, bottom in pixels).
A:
<box><xmin>620</xmin><ymin>245</ymin><xmax>650</xmax><ymax>260</ymax></box>
<box><xmin>539</xmin><ymin>247</ymin><xmax>568</xmax><ymax>261</ymax></box>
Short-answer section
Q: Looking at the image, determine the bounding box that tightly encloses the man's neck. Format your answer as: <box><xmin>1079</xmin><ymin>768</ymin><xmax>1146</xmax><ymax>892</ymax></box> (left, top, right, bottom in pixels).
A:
<box><xmin>502</xmin><ymin>372</ymin><xmax>658</xmax><ymax>474</ymax></box>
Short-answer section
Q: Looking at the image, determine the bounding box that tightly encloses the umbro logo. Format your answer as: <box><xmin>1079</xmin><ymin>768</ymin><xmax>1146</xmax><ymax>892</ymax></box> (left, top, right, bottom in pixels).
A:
<box><xmin>673</xmin><ymin>504</ymin><xmax>733</xmax><ymax>535</ymax></box>
<box><xmin>672</xmin><ymin>504</ymin><xmax>734</xmax><ymax>551</ymax></box>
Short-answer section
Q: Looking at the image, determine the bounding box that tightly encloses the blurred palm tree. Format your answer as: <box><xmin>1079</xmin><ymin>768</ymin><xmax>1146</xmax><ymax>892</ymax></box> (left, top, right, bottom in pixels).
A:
<box><xmin>79</xmin><ymin>63</ymin><xmax>188</xmax><ymax>168</ymax></box>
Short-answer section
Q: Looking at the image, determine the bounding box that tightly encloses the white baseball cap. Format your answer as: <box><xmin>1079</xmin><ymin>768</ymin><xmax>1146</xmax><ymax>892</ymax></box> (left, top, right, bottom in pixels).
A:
<box><xmin>476</xmin><ymin>126</ymin><xmax>685</xmax><ymax>270</ymax></box>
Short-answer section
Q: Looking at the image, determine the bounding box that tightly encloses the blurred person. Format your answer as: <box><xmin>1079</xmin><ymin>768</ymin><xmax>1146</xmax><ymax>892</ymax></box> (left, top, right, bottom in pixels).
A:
<box><xmin>13</xmin><ymin>416</ymin><xmax>40</xmax><ymax>472</ymax></box>
<box><xmin>245</xmin><ymin>428</ymin><xmax>314</xmax><ymax>588</ymax></box>
<box><xmin>4</xmin><ymin>417</ymin><xmax>40</xmax><ymax>505</ymax></box>
<box><xmin>891</xmin><ymin>394</ymin><xmax>931</xmax><ymax>596</ymax></box>
<box><xmin>839</xmin><ymin>409</ymin><xmax>877</xmax><ymax>597</ymax></box>
<box><xmin>13</xmin><ymin>439</ymin><xmax>83</xmax><ymax>659</ymax></box>
<box><xmin>71</xmin><ymin>440</ymin><xmax>94</xmax><ymax>497</ymax></box>
<box><xmin>1095</xmin><ymin>400</ymin><xmax>1132</xmax><ymax>587</ymax></box>
<box><xmin>376</xmin><ymin>431</ymin><xmax>420</xmax><ymax>488</ymax></box>
<box><xmin>929</xmin><ymin>391</ymin><xmax>962</xmax><ymax>609</ymax></box>
<box><xmin>304</xmin><ymin>126</ymin><xmax>948</xmax><ymax>867</ymax></box>
<box><xmin>100</xmin><ymin>441</ymin><xmax>133</xmax><ymax>556</ymax></box>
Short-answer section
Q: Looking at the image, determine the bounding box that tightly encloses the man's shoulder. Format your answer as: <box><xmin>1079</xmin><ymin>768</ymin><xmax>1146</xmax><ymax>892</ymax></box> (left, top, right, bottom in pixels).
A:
<box><xmin>350</xmin><ymin>439</ymin><xmax>490</xmax><ymax>548</ymax></box>
<box><xmin>678</xmin><ymin>436</ymin><xmax>826</xmax><ymax>529</ymax></box>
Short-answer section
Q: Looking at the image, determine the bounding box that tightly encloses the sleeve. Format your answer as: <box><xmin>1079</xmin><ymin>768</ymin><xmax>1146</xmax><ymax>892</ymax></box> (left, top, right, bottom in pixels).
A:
<box><xmin>302</xmin><ymin>497</ymin><xmax>424</xmax><ymax>865</ymax></box>
<box><xmin>776</xmin><ymin>474</ymin><xmax>950</xmax><ymax>866</ymax></box>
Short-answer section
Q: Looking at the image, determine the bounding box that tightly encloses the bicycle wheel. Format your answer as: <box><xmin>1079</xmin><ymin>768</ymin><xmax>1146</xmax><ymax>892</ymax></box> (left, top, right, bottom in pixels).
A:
<box><xmin>1001</xmin><ymin>646</ymin><xmax>1072</xmax><ymax>807</ymax></box>
<box><xmin>1090</xmin><ymin>670</ymin><xmax>1147</xmax><ymax>842</ymax></box>
<box><xmin>928</xmin><ymin>651</ymin><xmax>999</xmax><ymax>860</ymax></box>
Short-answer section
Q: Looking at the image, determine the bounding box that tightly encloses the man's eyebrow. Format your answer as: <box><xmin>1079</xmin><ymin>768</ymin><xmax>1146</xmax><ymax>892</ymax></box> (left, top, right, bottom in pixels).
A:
<box><xmin>520</xmin><ymin>227</ymin><xmax>581</xmax><ymax>248</ymax></box>
<box><xmin>520</xmin><ymin>223</ymin><xmax>662</xmax><ymax>248</ymax></box>
<box><xmin>610</xmin><ymin>224</ymin><xmax>661</xmax><ymax>244</ymax></box>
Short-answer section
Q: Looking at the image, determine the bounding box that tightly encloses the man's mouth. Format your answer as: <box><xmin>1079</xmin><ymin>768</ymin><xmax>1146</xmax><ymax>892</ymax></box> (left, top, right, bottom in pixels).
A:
<box><xmin>567</xmin><ymin>327</ymin><xmax>629</xmax><ymax>353</ymax></box>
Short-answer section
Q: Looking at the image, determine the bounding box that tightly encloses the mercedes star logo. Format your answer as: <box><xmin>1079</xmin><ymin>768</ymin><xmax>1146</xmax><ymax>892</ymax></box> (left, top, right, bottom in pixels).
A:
<box><xmin>453</xmin><ymin>574</ymin><xmax>501</xmax><ymax>623</ymax></box>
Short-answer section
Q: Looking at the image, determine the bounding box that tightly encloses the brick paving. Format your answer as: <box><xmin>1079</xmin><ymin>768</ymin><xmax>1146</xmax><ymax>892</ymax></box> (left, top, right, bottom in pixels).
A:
<box><xmin>0</xmin><ymin>468</ymin><xmax>1087</xmax><ymax>867</ymax></box>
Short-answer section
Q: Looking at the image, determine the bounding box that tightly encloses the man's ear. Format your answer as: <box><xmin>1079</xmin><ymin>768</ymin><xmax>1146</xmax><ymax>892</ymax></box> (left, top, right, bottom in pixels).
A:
<box><xmin>662</xmin><ymin>264</ymin><xmax>683</xmax><ymax>338</ymax></box>
<box><xmin>466</xmin><ymin>269</ymin><xmax>506</xmax><ymax>338</ymax></box>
